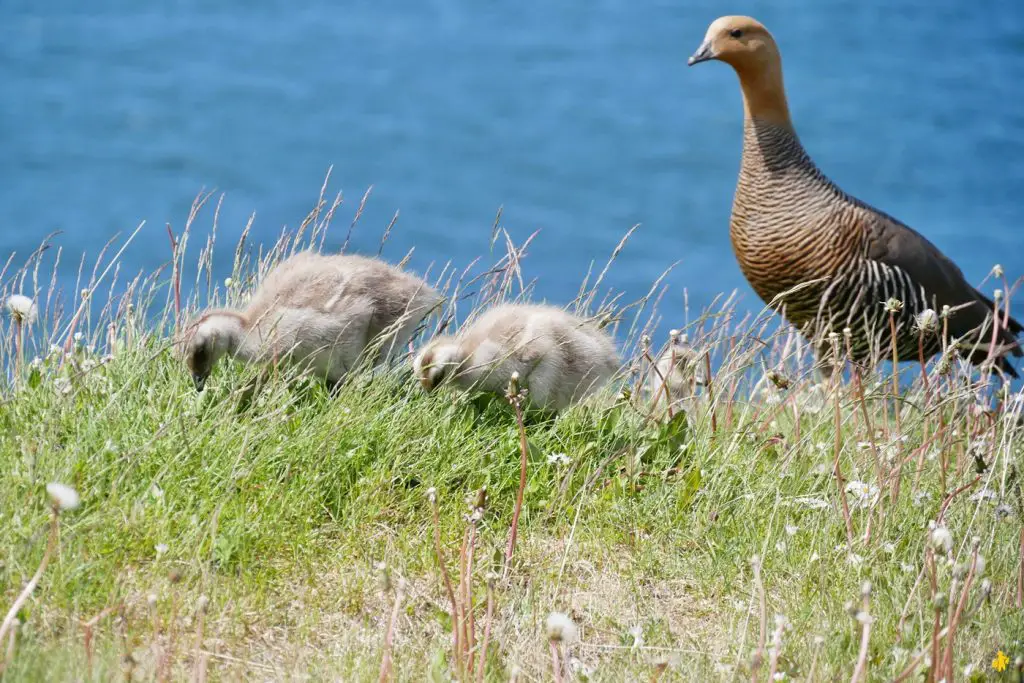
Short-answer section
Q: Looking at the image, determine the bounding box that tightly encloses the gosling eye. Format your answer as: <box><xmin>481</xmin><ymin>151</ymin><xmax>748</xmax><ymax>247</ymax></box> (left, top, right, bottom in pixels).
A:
<box><xmin>729</xmin><ymin>29</ymin><xmax>743</xmax><ymax>39</ymax></box>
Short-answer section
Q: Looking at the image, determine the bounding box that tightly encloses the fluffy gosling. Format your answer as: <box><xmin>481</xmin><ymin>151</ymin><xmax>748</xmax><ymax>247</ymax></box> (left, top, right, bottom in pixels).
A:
<box><xmin>647</xmin><ymin>334</ymin><xmax>705</xmax><ymax>417</ymax></box>
<box><xmin>413</xmin><ymin>303</ymin><xmax>618</xmax><ymax>412</ymax></box>
<box><xmin>180</xmin><ymin>252</ymin><xmax>440</xmax><ymax>391</ymax></box>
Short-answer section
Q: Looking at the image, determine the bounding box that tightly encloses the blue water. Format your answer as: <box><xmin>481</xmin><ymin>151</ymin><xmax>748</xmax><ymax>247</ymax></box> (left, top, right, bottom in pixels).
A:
<box><xmin>3</xmin><ymin>0</ymin><xmax>1023</xmax><ymax>339</ymax></box>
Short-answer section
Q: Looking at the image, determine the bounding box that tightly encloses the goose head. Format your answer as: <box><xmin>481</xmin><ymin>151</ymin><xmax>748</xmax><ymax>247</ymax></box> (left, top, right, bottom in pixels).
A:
<box><xmin>180</xmin><ymin>311</ymin><xmax>244</xmax><ymax>391</ymax></box>
<box><xmin>413</xmin><ymin>340</ymin><xmax>464</xmax><ymax>392</ymax></box>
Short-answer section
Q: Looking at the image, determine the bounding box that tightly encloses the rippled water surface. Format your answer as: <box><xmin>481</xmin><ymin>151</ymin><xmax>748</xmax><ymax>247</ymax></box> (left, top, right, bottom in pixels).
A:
<box><xmin>3</xmin><ymin>0</ymin><xmax>1022</xmax><ymax>337</ymax></box>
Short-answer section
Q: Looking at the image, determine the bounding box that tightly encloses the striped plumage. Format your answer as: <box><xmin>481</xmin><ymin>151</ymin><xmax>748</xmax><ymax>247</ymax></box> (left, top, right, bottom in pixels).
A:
<box><xmin>689</xmin><ymin>16</ymin><xmax>1022</xmax><ymax>375</ymax></box>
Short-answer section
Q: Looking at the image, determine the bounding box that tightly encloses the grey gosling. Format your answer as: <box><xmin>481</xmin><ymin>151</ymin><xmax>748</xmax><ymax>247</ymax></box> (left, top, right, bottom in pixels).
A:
<box><xmin>413</xmin><ymin>303</ymin><xmax>619</xmax><ymax>412</ymax></box>
<box><xmin>180</xmin><ymin>252</ymin><xmax>441</xmax><ymax>391</ymax></box>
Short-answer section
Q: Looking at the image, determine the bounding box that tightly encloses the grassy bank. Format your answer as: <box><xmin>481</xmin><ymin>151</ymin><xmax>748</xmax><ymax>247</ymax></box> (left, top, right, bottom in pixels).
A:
<box><xmin>0</xmin><ymin>205</ymin><xmax>1022</xmax><ymax>681</ymax></box>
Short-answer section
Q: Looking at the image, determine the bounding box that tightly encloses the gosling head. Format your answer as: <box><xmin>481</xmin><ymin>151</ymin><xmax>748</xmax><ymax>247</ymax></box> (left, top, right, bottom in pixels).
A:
<box><xmin>412</xmin><ymin>340</ymin><xmax>464</xmax><ymax>392</ymax></box>
<box><xmin>179</xmin><ymin>311</ymin><xmax>244</xmax><ymax>391</ymax></box>
<box><xmin>687</xmin><ymin>16</ymin><xmax>778</xmax><ymax>71</ymax></box>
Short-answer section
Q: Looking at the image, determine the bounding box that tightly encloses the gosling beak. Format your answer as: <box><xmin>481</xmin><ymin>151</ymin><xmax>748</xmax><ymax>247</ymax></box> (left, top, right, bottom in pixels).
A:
<box><xmin>687</xmin><ymin>40</ymin><xmax>714</xmax><ymax>66</ymax></box>
<box><xmin>192</xmin><ymin>373</ymin><xmax>207</xmax><ymax>392</ymax></box>
<box><xmin>418</xmin><ymin>370</ymin><xmax>437</xmax><ymax>392</ymax></box>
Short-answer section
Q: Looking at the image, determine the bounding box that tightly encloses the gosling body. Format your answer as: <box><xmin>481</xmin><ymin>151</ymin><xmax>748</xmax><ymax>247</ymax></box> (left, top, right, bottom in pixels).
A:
<box><xmin>181</xmin><ymin>252</ymin><xmax>441</xmax><ymax>390</ymax></box>
<box><xmin>413</xmin><ymin>304</ymin><xmax>619</xmax><ymax>412</ymax></box>
<box><xmin>647</xmin><ymin>336</ymin><xmax>705</xmax><ymax>417</ymax></box>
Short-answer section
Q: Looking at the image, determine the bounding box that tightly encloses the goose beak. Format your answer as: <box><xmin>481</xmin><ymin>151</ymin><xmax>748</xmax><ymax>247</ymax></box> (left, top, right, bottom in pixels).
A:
<box><xmin>192</xmin><ymin>373</ymin><xmax>207</xmax><ymax>392</ymax></box>
<box><xmin>688</xmin><ymin>40</ymin><xmax>714</xmax><ymax>66</ymax></box>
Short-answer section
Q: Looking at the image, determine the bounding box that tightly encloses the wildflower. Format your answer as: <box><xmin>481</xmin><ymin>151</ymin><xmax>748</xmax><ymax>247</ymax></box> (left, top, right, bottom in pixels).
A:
<box><xmin>426</xmin><ymin>487</ymin><xmax>437</xmax><ymax>503</ymax></box>
<box><xmin>883</xmin><ymin>298</ymin><xmax>904</xmax><ymax>314</ymax></box>
<box><xmin>46</xmin><ymin>482</ymin><xmax>80</xmax><ymax>511</ymax></box>
<box><xmin>48</xmin><ymin>344</ymin><xmax>62</xmax><ymax>358</ymax></box>
<box><xmin>855</xmin><ymin>611</ymin><xmax>873</xmax><ymax>625</ymax></box>
<box><xmin>546</xmin><ymin>452</ymin><xmax>571</xmax><ymax>466</ymax></box>
<box><xmin>773</xmin><ymin>673</ymin><xmax>787</xmax><ymax>681</ymax></box>
<box><xmin>6</xmin><ymin>294</ymin><xmax>37</xmax><ymax>325</ymax></box>
<box><xmin>883</xmin><ymin>542</ymin><xmax>896</xmax><ymax>554</ymax></box>
<box><xmin>53</xmin><ymin>377</ymin><xmax>72</xmax><ymax>395</ymax></box>
<box><xmin>900</xmin><ymin>562</ymin><xmax>915</xmax><ymax>574</ymax></box>
<box><xmin>847</xmin><ymin>553</ymin><xmax>864</xmax><ymax>567</ymax></box>
<box><xmin>73</xmin><ymin>332</ymin><xmax>83</xmax><ymax>344</ymax></box>
<box><xmin>930</xmin><ymin>526</ymin><xmax>953</xmax><ymax>553</ymax></box>
<box><xmin>628</xmin><ymin>624</ymin><xmax>643</xmax><ymax>649</ymax></box>
<box><xmin>775</xmin><ymin>541</ymin><xmax>787</xmax><ymax>553</ymax></box>
<box><xmin>224</xmin><ymin>277</ymin><xmax>234</xmax><ymax>287</ymax></box>
<box><xmin>80</xmin><ymin>289</ymin><xmax>90</xmax><ymax>300</ymax></box>
<box><xmin>915</xmin><ymin>309</ymin><xmax>938</xmax><ymax>333</ymax></box>
<box><xmin>196</xmin><ymin>595</ymin><xmax>209</xmax><ymax>614</ymax></box>
<box><xmin>29</xmin><ymin>356</ymin><xmax>43</xmax><ymax>370</ymax></box>
<box><xmin>845</xmin><ymin>481</ymin><xmax>879</xmax><ymax>509</ymax></box>
<box><xmin>992</xmin><ymin>264</ymin><xmax>1004</xmax><ymax>278</ymax></box>
<box><xmin>545</xmin><ymin>612</ymin><xmax>579</xmax><ymax>644</ymax></box>
<box><xmin>149</xmin><ymin>484</ymin><xmax>164</xmax><ymax>500</ymax></box>
<box><xmin>995</xmin><ymin>503</ymin><xmax>1014</xmax><ymax>520</ymax></box>
<box><xmin>891</xmin><ymin>647</ymin><xmax>908</xmax><ymax>662</ymax></box>
<box><xmin>155</xmin><ymin>543</ymin><xmax>169</xmax><ymax>556</ymax></box>
<box><xmin>968</xmin><ymin>489</ymin><xmax>998</xmax><ymax>504</ymax></box>
<box><xmin>809</xmin><ymin>552</ymin><xmax>820</xmax><ymax>562</ymax></box>
<box><xmin>784</xmin><ymin>524</ymin><xmax>798</xmax><ymax>536</ymax></box>
<box><xmin>813</xmin><ymin>635</ymin><xmax>825</xmax><ymax>646</ymax></box>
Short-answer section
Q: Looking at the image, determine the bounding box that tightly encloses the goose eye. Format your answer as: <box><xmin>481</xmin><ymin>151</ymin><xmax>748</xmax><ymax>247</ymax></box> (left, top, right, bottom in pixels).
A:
<box><xmin>729</xmin><ymin>29</ymin><xmax>743</xmax><ymax>38</ymax></box>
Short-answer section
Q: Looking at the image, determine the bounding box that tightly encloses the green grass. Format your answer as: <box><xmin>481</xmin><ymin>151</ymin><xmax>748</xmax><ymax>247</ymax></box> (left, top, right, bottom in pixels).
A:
<box><xmin>0</xmin><ymin>218</ymin><xmax>1022</xmax><ymax>681</ymax></box>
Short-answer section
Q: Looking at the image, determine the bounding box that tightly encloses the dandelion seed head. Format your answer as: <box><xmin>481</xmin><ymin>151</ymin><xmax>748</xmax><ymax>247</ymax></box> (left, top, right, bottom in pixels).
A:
<box><xmin>46</xmin><ymin>482</ymin><xmax>80</xmax><ymax>511</ymax></box>
<box><xmin>930</xmin><ymin>526</ymin><xmax>953</xmax><ymax>553</ymax></box>
<box><xmin>915</xmin><ymin>309</ymin><xmax>939</xmax><ymax>333</ymax></box>
<box><xmin>6</xmin><ymin>294</ymin><xmax>37</xmax><ymax>325</ymax></box>
<box><xmin>545</xmin><ymin>612</ymin><xmax>579</xmax><ymax>644</ymax></box>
